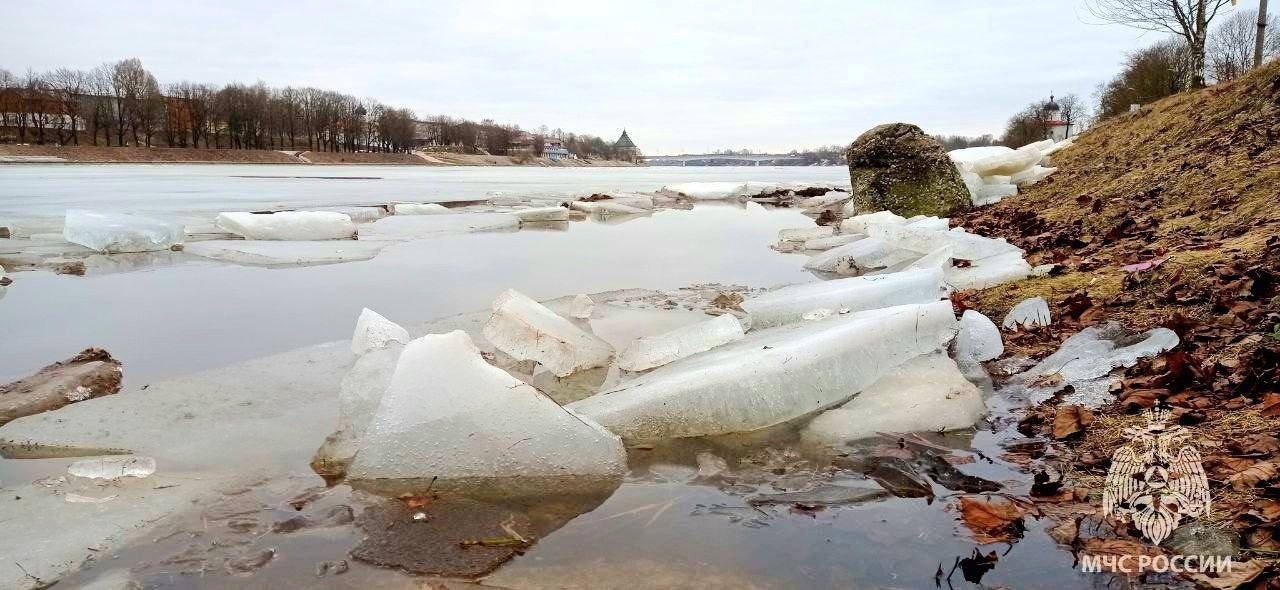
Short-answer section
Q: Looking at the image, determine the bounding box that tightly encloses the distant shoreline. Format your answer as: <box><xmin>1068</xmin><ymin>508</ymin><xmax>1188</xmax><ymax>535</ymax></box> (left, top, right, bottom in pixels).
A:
<box><xmin>0</xmin><ymin>145</ymin><xmax>643</xmax><ymax>167</ymax></box>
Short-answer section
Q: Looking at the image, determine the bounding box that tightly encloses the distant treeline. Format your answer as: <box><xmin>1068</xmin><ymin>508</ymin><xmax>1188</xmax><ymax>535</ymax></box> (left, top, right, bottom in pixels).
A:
<box><xmin>0</xmin><ymin>58</ymin><xmax>628</xmax><ymax>159</ymax></box>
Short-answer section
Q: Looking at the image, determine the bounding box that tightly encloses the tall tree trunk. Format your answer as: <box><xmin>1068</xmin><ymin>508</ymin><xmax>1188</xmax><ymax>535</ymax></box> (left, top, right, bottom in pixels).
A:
<box><xmin>1191</xmin><ymin>0</ymin><xmax>1209</xmax><ymax>89</ymax></box>
<box><xmin>1258</xmin><ymin>0</ymin><xmax>1271</xmax><ymax>68</ymax></box>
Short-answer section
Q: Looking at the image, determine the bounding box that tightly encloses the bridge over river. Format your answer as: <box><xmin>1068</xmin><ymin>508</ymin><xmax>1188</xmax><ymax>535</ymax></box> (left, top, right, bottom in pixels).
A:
<box><xmin>644</xmin><ymin>153</ymin><xmax>810</xmax><ymax>166</ymax></box>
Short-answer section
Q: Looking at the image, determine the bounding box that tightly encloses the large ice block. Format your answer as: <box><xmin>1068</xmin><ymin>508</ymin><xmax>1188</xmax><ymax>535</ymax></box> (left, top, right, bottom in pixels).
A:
<box><xmin>310</xmin><ymin>206</ymin><xmax>387</xmax><ymax>222</ymax></box>
<box><xmin>839</xmin><ymin>211</ymin><xmax>906</xmax><ymax>235</ymax></box>
<box><xmin>944</xmin><ymin>251</ymin><xmax>1033</xmax><ymax>290</ymax></box>
<box><xmin>569</xmin><ymin>301</ymin><xmax>961</xmax><ymax>440</ymax></box>
<box><xmin>954</xmin><ymin>310</ymin><xmax>1003</xmax><ymax>362</ymax></box>
<box><xmin>1002</xmin><ymin>297</ymin><xmax>1052</xmax><ymax>330</ymax></box>
<box><xmin>1016</xmin><ymin>323</ymin><xmax>1179</xmax><ymax>407</ymax></box>
<box><xmin>216</xmin><ymin>211</ymin><xmax>356</xmax><ymax>241</ymax></box>
<box><xmin>905</xmin><ymin>216</ymin><xmax>950</xmax><ymax>231</ymax></box>
<box><xmin>742</xmin><ymin>268</ymin><xmax>946</xmax><ymax>328</ymax></box>
<box><xmin>63</xmin><ymin>210</ymin><xmax>183</xmax><ymax>253</ymax></box>
<box><xmin>314</xmin><ymin>344</ymin><xmax>402</xmax><ymax>470</ymax></box>
<box><xmin>974</xmin><ymin>183</ymin><xmax>1018</xmax><ymax>206</ymax></box>
<box><xmin>1041</xmin><ymin>138</ymin><xmax>1074</xmax><ymax>157</ymax></box>
<box><xmin>907</xmin><ymin>246</ymin><xmax>954</xmax><ymax>271</ymax></box>
<box><xmin>570</xmin><ymin>294</ymin><xmax>595</xmax><ymax>319</ymax></box>
<box><xmin>804</xmin><ymin>233</ymin><xmax>864</xmax><ymax>251</ymax></box>
<box><xmin>949</xmin><ymin>146</ymin><xmax>1013</xmax><ymax>171</ymax></box>
<box><xmin>658</xmin><ymin>182</ymin><xmax>746</xmax><ymax>200</ymax></box>
<box><xmin>393</xmin><ymin>203</ymin><xmax>451</xmax><ymax>215</ymax></box>
<box><xmin>351</xmin><ymin>308</ymin><xmax>411</xmax><ymax>356</ymax></box>
<box><xmin>803</xmin><ymin>237</ymin><xmax>918</xmax><ymax>276</ymax></box>
<box><xmin>511</xmin><ymin>206</ymin><xmax>570</xmax><ymax>222</ymax></box>
<box><xmin>617</xmin><ymin>314</ymin><xmax>745</xmax><ymax>372</ymax></box>
<box><xmin>569</xmin><ymin>201</ymin><xmax>650</xmax><ymax>216</ymax></box>
<box><xmin>362</xmin><ymin>212</ymin><xmax>520</xmax><ymax>239</ymax></box>
<box><xmin>183</xmin><ymin>240</ymin><xmax>386</xmax><ymax>266</ymax></box>
<box><xmin>778</xmin><ymin>226</ymin><xmax>834</xmax><ymax>243</ymax></box>
<box><xmin>1011</xmin><ymin>166</ymin><xmax>1057</xmax><ymax>186</ymax></box>
<box><xmin>347</xmin><ymin>331</ymin><xmax>627</xmax><ymax>485</ymax></box>
<box><xmin>866</xmin><ymin>224</ymin><xmax>1023</xmax><ymax>261</ymax></box>
<box><xmin>971</xmin><ymin>145</ymin><xmax>1042</xmax><ymax>177</ymax></box>
<box><xmin>483</xmin><ymin>289</ymin><xmax>615</xmax><ymax>377</ymax></box>
<box><xmin>801</xmin><ymin>354</ymin><xmax>985</xmax><ymax>444</ymax></box>
<box><xmin>587</xmin><ymin>192</ymin><xmax>655</xmax><ymax>210</ymax></box>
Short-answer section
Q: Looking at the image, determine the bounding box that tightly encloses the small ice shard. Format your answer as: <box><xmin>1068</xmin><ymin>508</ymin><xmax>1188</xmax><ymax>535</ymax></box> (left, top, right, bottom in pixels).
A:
<box><xmin>617</xmin><ymin>314</ymin><xmax>745</xmax><ymax>372</ymax></box>
<box><xmin>803</xmin><ymin>237</ymin><xmax>918</xmax><ymax>276</ymax></box>
<box><xmin>346</xmin><ymin>331</ymin><xmax>627</xmax><ymax>487</ymax></box>
<box><xmin>216</xmin><ymin>211</ymin><xmax>356</xmax><ymax>241</ymax></box>
<box><xmin>570</xmin><ymin>294</ymin><xmax>595</xmax><ymax>319</ymax></box>
<box><xmin>362</xmin><ymin>212</ymin><xmax>520</xmax><ymax>239</ymax></box>
<box><xmin>695</xmin><ymin>451</ymin><xmax>730</xmax><ymax>480</ymax></box>
<box><xmin>800</xmin><ymin>354</ymin><xmax>985</xmax><ymax>444</ymax></box>
<box><xmin>804</xmin><ymin>233</ymin><xmax>864</xmax><ymax>251</ymax></box>
<box><xmin>483</xmin><ymin>289</ymin><xmax>615</xmax><ymax>377</ymax></box>
<box><xmin>778</xmin><ymin>226</ymin><xmax>834</xmax><ymax>243</ymax></box>
<box><xmin>393</xmin><ymin>203</ymin><xmax>451</xmax><ymax>215</ymax></box>
<box><xmin>1016</xmin><ymin>323</ymin><xmax>1180</xmax><ymax>406</ymax></box>
<box><xmin>944</xmin><ymin>251</ymin><xmax>1033</xmax><ymax>290</ymax></box>
<box><xmin>1011</xmin><ymin>165</ymin><xmax>1057</xmax><ymax>186</ymax></box>
<box><xmin>802</xmin><ymin>308</ymin><xmax>834</xmax><ymax>321</ymax></box>
<box><xmin>569</xmin><ymin>301</ymin><xmax>961</xmax><ymax>440</ymax></box>
<box><xmin>67</xmin><ymin>456</ymin><xmax>156</xmax><ymax>479</ymax></box>
<box><xmin>866</xmin><ymin>224</ymin><xmax>1023</xmax><ymax>261</ymax></box>
<box><xmin>511</xmin><ymin>206</ymin><xmax>569</xmax><ymax>222</ymax></box>
<box><xmin>971</xmin><ymin>144</ymin><xmax>1043</xmax><ymax>177</ymax></box>
<box><xmin>183</xmin><ymin>240</ymin><xmax>386</xmax><ymax>266</ymax></box>
<box><xmin>1002</xmin><ymin>297</ymin><xmax>1052</xmax><ymax>330</ymax></box>
<box><xmin>63</xmin><ymin>210</ymin><xmax>183</xmax><ymax>253</ymax></box>
<box><xmin>351</xmin><ymin>308</ymin><xmax>411</xmax><ymax>356</ymax></box>
<box><xmin>954</xmin><ymin>310</ymin><xmax>1003</xmax><ymax>362</ymax></box>
<box><xmin>907</xmin><ymin>245</ymin><xmax>954</xmax><ymax>271</ymax></box>
<box><xmin>569</xmin><ymin>201</ymin><xmax>650</xmax><ymax>216</ymax></box>
<box><xmin>743</xmin><ymin>268</ymin><xmax>945</xmax><ymax>328</ymax></box>
<box><xmin>839</xmin><ymin>211</ymin><xmax>906</xmax><ymax>235</ymax></box>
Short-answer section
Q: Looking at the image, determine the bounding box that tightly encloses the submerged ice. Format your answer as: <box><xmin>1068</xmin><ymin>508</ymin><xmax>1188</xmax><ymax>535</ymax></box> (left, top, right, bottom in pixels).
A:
<box><xmin>63</xmin><ymin>210</ymin><xmax>183</xmax><ymax>253</ymax></box>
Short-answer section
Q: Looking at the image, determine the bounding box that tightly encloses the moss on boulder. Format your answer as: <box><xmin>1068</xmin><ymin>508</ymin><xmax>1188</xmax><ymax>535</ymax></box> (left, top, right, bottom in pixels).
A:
<box><xmin>846</xmin><ymin>123</ymin><xmax>971</xmax><ymax>218</ymax></box>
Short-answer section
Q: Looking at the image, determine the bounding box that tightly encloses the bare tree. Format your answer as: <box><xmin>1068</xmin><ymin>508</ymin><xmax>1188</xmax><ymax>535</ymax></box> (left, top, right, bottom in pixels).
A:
<box><xmin>1095</xmin><ymin>38</ymin><xmax>1193</xmax><ymax>119</ymax></box>
<box><xmin>1208</xmin><ymin>8</ymin><xmax>1280</xmax><ymax>82</ymax></box>
<box><xmin>1057</xmin><ymin>93</ymin><xmax>1090</xmax><ymax>137</ymax></box>
<box><xmin>1087</xmin><ymin>0</ymin><xmax>1236</xmax><ymax>88</ymax></box>
<box><xmin>47</xmin><ymin>68</ymin><xmax>88</xmax><ymax>145</ymax></box>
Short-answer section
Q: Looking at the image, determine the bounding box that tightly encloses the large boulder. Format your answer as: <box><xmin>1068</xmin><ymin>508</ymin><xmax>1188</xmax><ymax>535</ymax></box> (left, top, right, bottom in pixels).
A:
<box><xmin>846</xmin><ymin>123</ymin><xmax>971</xmax><ymax>217</ymax></box>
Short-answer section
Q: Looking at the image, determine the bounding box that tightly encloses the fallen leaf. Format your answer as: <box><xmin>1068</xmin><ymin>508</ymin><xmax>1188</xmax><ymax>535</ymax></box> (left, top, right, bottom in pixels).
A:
<box><xmin>1187</xmin><ymin>558</ymin><xmax>1267</xmax><ymax>590</ymax></box>
<box><xmin>1120</xmin><ymin>257</ymin><xmax>1167</xmax><ymax>273</ymax></box>
<box><xmin>958</xmin><ymin>496</ymin><xmax>1027</xmax><ymax>544</ymax></box>
<box><xmin>1052</xmin><ymin>405</ymin><xmax>1094</xmax><ymax>440</ymax></box>
<box><xmin>1228</xmin><ymin>461</ymin><xmax>1279</xmax><ymax>490</ymax></box>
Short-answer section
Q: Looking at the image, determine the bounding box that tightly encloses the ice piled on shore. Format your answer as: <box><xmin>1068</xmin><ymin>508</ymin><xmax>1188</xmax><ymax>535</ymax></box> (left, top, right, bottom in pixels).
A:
<box><xmin>804</xmin><ymin>233</ymin><xmax>864</xmax><ymax>251</ymax></box>
<box><xmin>742</xmin><ymin>268</ymin><xmax>946</xmax><ymax>328</ymax></box>
<box><xmin>1014</xmin><ymin>323</ymin><xmax>1179</xmax><ymax>406</ymax></box>
<box><xmin>183</xmin><ymin>240</ymin><xmax>386</xmax><ymax>266</ymax></box>
<box><xmin>351</xmin><ymin>308</ymin><xmax>411</xmax><ymax>356</ymax></box>
<box><xmin>393</xmin><ymin>203</ymin><xmax>451</xmax><ymax>215</ymax></box>
<box><xmin>1003</xmin><ymin>297</ymin><xmax>1052</xmax><ymax>330</ymax></box>
<box><xmin>216</xmin><ymin>211</ymin><xmax>356</xmax><ymax>241</ymax></box>
<box><xmin>944</xmin><ymin>251</ymin><xmax>1034</xmax><ymax>290</ymax></box>
<box><xmin>569</xmin><ymin>301</ymin><xmax>961</xmax><ymax>440</ymax></box>
<box><xmin>803</xmin><ymin>237</ymin><xmax>918</xmax><ymax>276</ymax></box>
<box><xmin>362</xmin><ymin>212</ymin><xmax>520</xmax><ymax>239</ymax></box>
<box><xmin>801</xmin><ymin>354</ymin><xmax>985</xmax><ymax>444</ymax></box>
<box><xmin>954</xmin><ymin>310</ymin><xmax>1003</xmax><ymax>363</ymax></box>
<box><xmin>949</xmin><ymin>139</ymin><xmax>1069</xmax><ymax>205</ymax></box>
<box><xmin>839</xmin><ymin>211</ymin><xmax>906</xmax><ymax>235</ymax></box>
<box><xmin>511</xmin><ymin>206</ymin><xmax>570</xmax><ymax>222</ymax></box>
<box><xmin>483</xmin><ymin>289</ymin><xmax>615</xmax><ymax>377</ymax></box>
<box><xmin>617</xmin><ymin>314</ymin><xmax>745</xmax><ymax>372</ymax></box>
<box><xmin>569</xmin><ymin>201</ymin><xmax>651</xmax><ymax>216</ymax></box>
<box><xmin>346</xmin><ymin>331</ymin><xmax>627</xmax><ymax>483</ymax></box>
<box><xmin>865</xmin><ymin>223</ymin><xmax>1022</xmax><ymax>261</ymax></box>
<box><xmin>63</xmin><ymin>210</ymin><xmax>183</xmax><ymax>253</ymax></box>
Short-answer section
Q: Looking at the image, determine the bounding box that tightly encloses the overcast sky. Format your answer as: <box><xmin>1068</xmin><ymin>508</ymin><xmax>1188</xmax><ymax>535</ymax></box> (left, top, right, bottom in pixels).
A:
<box><xmin>1</xmin><ymin>1</ymin><xmax>1211</xmax><ymax>154</ymax></box>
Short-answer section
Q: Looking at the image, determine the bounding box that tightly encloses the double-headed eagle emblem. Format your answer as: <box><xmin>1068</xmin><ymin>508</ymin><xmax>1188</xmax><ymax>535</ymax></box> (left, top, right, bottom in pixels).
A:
<box><xmin>1102</xmin><ymin>408</ymin><xmax>1211</xmax><ymax>545</ymax></box>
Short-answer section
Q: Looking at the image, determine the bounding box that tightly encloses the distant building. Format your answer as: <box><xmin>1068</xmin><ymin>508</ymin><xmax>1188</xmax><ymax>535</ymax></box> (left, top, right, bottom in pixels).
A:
<box><xmin>1042</xmin><ymin>94</ymin><xmax>1070</xmax><ymax>141</ymax></box>
<box><xmin>544</xmin><ymin>139</ymin><xmax>572</xmax><ymax>160</ymax></box>
<box><xmin>613</xmin><ymin>129</ymin><xmax>638</xmax><ymax>161</ymax></box>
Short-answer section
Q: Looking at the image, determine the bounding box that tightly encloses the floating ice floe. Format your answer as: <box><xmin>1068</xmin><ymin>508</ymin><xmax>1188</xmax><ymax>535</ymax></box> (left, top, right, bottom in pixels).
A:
<box><xmin>658</xmin><ymin>181</ymin><xmax>747</xmax><ymax>200</ymax></box>
<box><xmin>183</xmin><ymin>240</ymin><xmax>387</xmax><ymax>267</ymax></box>
<box><xmin>483</xmin><ymin>289</ymin><xmax>615</xmax><ymax>377</ymax></box>
<box><xmin>216</xmin><ymin>211</ymin><xmax>357</xmax><ymax>241</ymax></box>
<box><xmin>393</xmin><ymin>203</ymin><xmax>451</xmax><ymax>215</ymax></box>
<box><xmin>310</xmin><ymin>206</ymin><xmax>387</xmax><ymax>222</ymax></box>
<box><xmin>584</xmin><ymin>192</ymin><xmax>655</xmax><ymax>210</ymax></box>
<box><xmin>801</xmin><ymin>353</ymin><xmax>985</xmax><ymax>444</ymax></box>
<box><xmin>954</xmin><ymin>310</ymin><xmax>1003</xmax><ymax>363</ymax></box>
<box><xmin>362</xmin><ymin>212</ymin><xmax>520</xmax><ymax>239</ymax></box>
<box><xmin>569</xmin><ymin>301</ymin><xmax>961</xmax><ymax>440</ymax></box>
<box><xmin>1002</xmin><ymin>297</ymin><xmax>1052</xmax><ymax>330</ymax></box>
<box><xmin>511</xmin><ymin>206</ymin><xmax>570</xmax><ymax>222</ymax></box>
<box><xmin>569</xmin><ymin>201</ymin><xmax>651</xmax><ymax>216</ymax></box>
<box><xmin>617</xmin><ymin>314</ymin><xmax>745</xmax><ymax>372</ymax></box>
<box><xmin>778</xmin><ymin>226</ymin><xmax>834</xmax><ymax>243</ymax></box>
<box><xmin>351</xmin><ymin>308</ymin><xmax>411</xmax><ymax>356</ymax></box>
<box><xmin>67</xmin><ymin>456</ymin><xmax>156</xmax><ymax>479</ymax></box>
<box><xmin>742</xmin><ymin>268</ymin><xmax>946</xmax><ymax>328</ymax></box>
<box><xmin>570</xmin><ymin>294</ymin><xmax>595</xmax><ymax>319</ymax></box>
<box><xmin>346</xmin><ymin>331</ymin><xmax>627</xmax><ymax>488</ymax></box>
<box><xmin>63</xmin><ymin>210</ymin><xmax>184</xmax><ymax>253</ymax></box>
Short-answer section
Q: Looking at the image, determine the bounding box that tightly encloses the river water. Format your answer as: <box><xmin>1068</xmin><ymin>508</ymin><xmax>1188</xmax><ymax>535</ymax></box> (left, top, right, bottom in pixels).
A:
<box><xmin>0</xmin><ymin>164</ymin><xmax>1093</xmax><ymax>589</ymax></box>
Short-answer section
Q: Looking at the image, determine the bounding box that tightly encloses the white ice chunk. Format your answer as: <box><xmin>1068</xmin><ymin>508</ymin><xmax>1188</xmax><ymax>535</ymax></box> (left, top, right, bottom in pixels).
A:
<box><xmin>1041</xmin><ymin>138</ymin><xmax>1074</xmax><ymax>157</ymax></box>
<box><xmin>617</xmin><ymin>314</ymin><xmax>745</xmax><ymax>372</ymax></box>
<box><xmin>802</xmin><ymin>308</ymin><xmax>835</xmax><ymax>321</ymax></box>
<box><xmin>483</xmin><ymin>289</ymin><xmax>615</xmax><ymax>377</ymax></box>
<box><xmin>982</xmin><ymin>175</ymin><xmax>1013</xmax><ymax>185</ymax></box>
<box><xmin>659</xmin><ymin>182</ymin><xmax>747</xmax><ymax>200</ymax></box>
<box><xmin>866</xmin><ymin>224</ymin><xmax>1023</xmax><ymax>261</ymax></box>
<box><xmin>905</xmin><ymin>216</ymin><xmax>950</xmax><ymax>231</ymax></box>
<box><xmin>944</xmin><ymin>251</ymin><xmax>1033</xmax><ymax>290</ymax></box>
<box><xmin>955</xmin><ymin>310</ymin><xmax>1003</xmax><ymax>362</ymax></box>
<box><xmin>801</xmin><ymin>354</ymin><xmax>985</xmax><ymax>444</ymax></box>
<box><xmin>1022</xmin><ymin>323</ymin><xmax>1179</xmax><ymax>389</ymax></box>
<box><xmin>63</xmin><ymin>210</ymin><xmax>183</xmax><ymax>253</ymax></box>
<box><xmin>67</xmin><ymin>456</ymin><xmax>156</xmax><ymax>479</ymax></box>
<box><xmin>1002</xmin><ymin>297</ymin><xmax>1052</xmax><ymax>330</ymax></box>
<box><xmin>586</xmin><ymin>192</ymin><xmax>655</xmax><ymax>210</ymax></box>
<box><xmin>974</xmin><ymin>183</ymin><xmax>1018</xmax><ymax>206</ymax></box>
<box><xmin>907</xmin><ymin>245</ymin><xmax>954</xmax><ymax>271</ymax></box>
<box><xmin>570</xmin><ymin>294</ymin><xmax>595</xmax><ymax>319</ymax></box>
<box><xmin>569</xmin><ymin>201</ymin><xmax>651</xmax><ymax>216</ymax></box>
<box><xmin>347</xmin><ymin>331</ymin><xmax>627</xmax><ymax>485</ymax></box>
<box><xmin>743</xmin><ymin>268</ymin><xmax>946</xmax><ymax>328</ymax></box>
<box><xmin>971</xmin><ymin>145</ymin><xmax>1043</xmax><ymax>177</ymax></box>
<box><xmin>311</xmin><ymin>206</ymin><xmax>387</xmax><ymax>222</ymax></box>
<box><xmin>960</xmin><ymin>170</ymin><xmax>984</xmax><ymax>199</ymax></box>
<box><xmin>839</xmin><ymin>211</ymin><xmax>907</xmax><ymax>235</ymax></box>
<box><xmin>949</xmin><ymin>146</ymin><xmax>1013</xmax><ymax>172</ymax></box>
<box><xmin>569</xmin><ymin>301</ymin><xmax>961</xmax><ymax>440</ymax></box>
<box><xmin>216</xmin><ymin>211</ymin><xmax>356</xmax><ymax>241</ymax></box>
<box><xmin>362</xmin><ymin>212</ymin><xmax>520</xmax><ymax>239</ymax></box>
<box><xmin>512</xmin><ymin>206</ymin><xmax>570</xmax><ymax>222</ymax></box>
<box><xmin>1011</xmin><ymin>165</ymin><xmax>1057</xmax><ymax>186</ymax></box>
<box><xmin>393</xmin><ymin>203</ymin><xmax>451</xmax><ymax>215</ymax></box>
<box><xmin>798</xmin><ymin>191</ymin><xmax>851</xmax><ymax>212</ymax></box>
<box><xmin>183</xmin><ymin>240</ymin><xmax>386</xmax><ymax>266</ymax></box>
<box><xmin>351</xmin><ymin>308</ymin><xmax>411</xmax><ymax>356</ymax></box>
<box><xmin>1023</xmin><ymin>138</ymin><xmax>1056</xmax><ymax>153</ymax></box>
<box><xmin>804</xmin><ymin>237</ymin><xmax>919</xmax><ymax>276</ymax></box>
<box><xmin>316</xmin><ymin>344</ymin><xmax>402</xmax><ymax>467</ymax></box>
<box><xmin>778</xmin><ymin>226</ymin><xmax>834</xmax><ymax>243</ymax></box>
<box><xmin>804</xmin><ymin>233</ymin><xmax>865</xmax><ymax>251</ymax></box>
